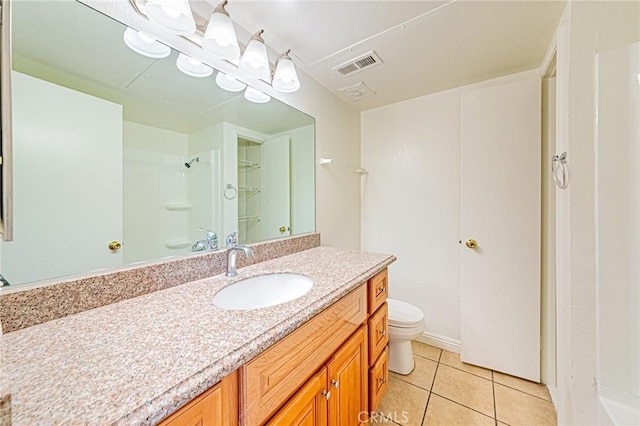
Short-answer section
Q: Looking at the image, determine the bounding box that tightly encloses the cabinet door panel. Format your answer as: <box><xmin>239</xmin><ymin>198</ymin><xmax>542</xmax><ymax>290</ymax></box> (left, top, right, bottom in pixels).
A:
<box><xmin>267</xmin><ymin>368</ymin><xmax>328</xmax><ymax>426</ymax></box>
<box><xmin>327</xmin><ymin>326</ymin><xmax>368</xmax><ymax>426</ymax></box>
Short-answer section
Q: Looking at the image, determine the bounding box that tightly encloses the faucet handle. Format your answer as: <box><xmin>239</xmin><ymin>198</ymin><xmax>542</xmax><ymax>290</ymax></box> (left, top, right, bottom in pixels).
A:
<box><xmin>226</xmin><ymin>231</ymin><xmax>238</xmax><ymax>247</ymax></box>
<box><xmin>197</xmin><ymin>227</ymin><xmax>217</xmax><ymax>241</ymax></box>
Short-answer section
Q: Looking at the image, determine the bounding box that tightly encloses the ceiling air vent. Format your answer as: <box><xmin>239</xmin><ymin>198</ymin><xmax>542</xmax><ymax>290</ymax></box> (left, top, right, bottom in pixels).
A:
<box><xmin>333</xmin><ymin>51</ymin><xmax>383</xmax><ymax>77</ymax></box>
<box><xmin>337</xmin><ymin>82</ymin><xmax>376</xmax><ymax>102</ymax></box>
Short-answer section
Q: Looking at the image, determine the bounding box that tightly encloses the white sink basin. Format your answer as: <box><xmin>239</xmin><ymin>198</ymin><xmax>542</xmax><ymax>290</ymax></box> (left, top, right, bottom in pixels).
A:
<box><xmin>213</xmin><ymin>274</ymin><xmax>314</xmax><ymax>310</ymax></box>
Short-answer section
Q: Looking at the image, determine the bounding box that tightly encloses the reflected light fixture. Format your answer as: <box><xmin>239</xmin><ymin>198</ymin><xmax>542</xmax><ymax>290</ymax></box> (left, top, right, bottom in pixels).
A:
<box><xmin>244</xmin><ymin>86</ymin><xmax>271</xmax><ymax>103</ymax></box>
<box><xmin>203</xmin><ymin>0</ymin><xmax>240</xmax><ymax>60</ymax></box>
<box><xmin>215</xmin><ymin>72</ymin><xmax>246</xmax><ymax>92</ymax></box>
<box><xmin>145</xmin><ymin>0</ymin><xmax>196</xmax><ymax>35</ymax></box>
<box><xmin>239</xmin><ymin>30</ymin><xmax>270</xmax><ymax>80</ymax></box>
<box><xmin>272</xmin><ymin>49</ymin><xmax>300</xmax><ymax>93</ymax></box>
<box><xmin>176</xmin><ymin>53</ymin><xmax>213</xmax><ymax>77</ymax></box>
<box><xmin>123</xmin><ymin>28</ymin><xmax>171</xmax><ymax>58</ymax></box>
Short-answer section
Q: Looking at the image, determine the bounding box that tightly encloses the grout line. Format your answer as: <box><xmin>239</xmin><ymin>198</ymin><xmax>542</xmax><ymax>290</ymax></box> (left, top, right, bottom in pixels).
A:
<box><xmin>430</xmin><ymin>392</ymin><xmax>497</xmax><ymax>420</ymax></box>
<box><xmin>492</xmin><ymin>370</ymin><xmax>498</xmax><ymax>426</ymax></box>
<box><xmin>438</xmin><ymin>362</ymin><xmax>493</xmax><ymax>382</ymax></box>
<box><xmin>421</xmin><ymin>355</ymin><xmax>441</xmax><ymax>425</ymax></box>
<box><xmin>493</xmin><ymin>382</ymin><xmax>554</xmax><ymax>403</ymax></box>
<box><xmin>413</xmin><ymin>352</ymin><xmax>441</xmax><ymax>363</ymax></box>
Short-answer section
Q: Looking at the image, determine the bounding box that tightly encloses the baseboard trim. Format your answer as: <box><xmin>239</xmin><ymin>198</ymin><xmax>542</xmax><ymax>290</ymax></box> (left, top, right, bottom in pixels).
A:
<box><xmin>547</xmin><ymin>385</ymin><xmax>558</xmax><ymax>408</ymax></box>
<box><xmin>416</xmin><ymin>331</ymin><xmax>461</xmax><ymax>354</ymax></box>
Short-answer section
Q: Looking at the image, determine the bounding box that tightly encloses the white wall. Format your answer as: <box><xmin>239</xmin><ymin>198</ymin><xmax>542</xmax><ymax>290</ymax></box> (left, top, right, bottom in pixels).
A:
<box><xmin>83</xmin><ymin>0</ymin><xmax>362</xmax><ymax>250</ymax></box>
<box><xmin>554</xmin><ymin>2</ymin><xmax>640</xmax><ymax>424</ymax></box>
<box><xmin>361</xmin><ymin>70</ymin><xmax>538</xmax><ymax>343</ymax></box>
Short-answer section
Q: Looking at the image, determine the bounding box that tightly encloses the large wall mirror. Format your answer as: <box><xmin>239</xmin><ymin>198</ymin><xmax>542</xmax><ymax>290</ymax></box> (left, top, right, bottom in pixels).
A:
<box><xmin>0</xmin><ymin>0</ymin><xmax>315</xmax><ymax>287</ymax></box>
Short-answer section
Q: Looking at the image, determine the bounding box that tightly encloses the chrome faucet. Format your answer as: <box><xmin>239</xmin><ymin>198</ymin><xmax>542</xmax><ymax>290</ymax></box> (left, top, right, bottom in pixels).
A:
<box><xmin>191</xmin><ymin>227</ymin><xmax>218</xmax><ymax>252</ymax></box>
<box><xmin>225</xmin><ymin>231</ymin><xmax>254</xmax><ymax>277</ymax></box>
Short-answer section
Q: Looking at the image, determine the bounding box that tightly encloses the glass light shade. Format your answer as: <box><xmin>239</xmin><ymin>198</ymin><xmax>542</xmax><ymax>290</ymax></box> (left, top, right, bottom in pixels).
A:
<box><xmin>273</xmin><ymin>55</ymin><xmax>300</xmax><ymax>93</ymax></box>
<box><xmin>240</xmin><ymin>34</ymin><xmax>270</xmax><ymax>80</ymax></box>
<box><xmin>145</xmin><ymin>0</ymin><xmax>196</xmax><ymax>36</ymax></box>
<box><xmin>244</xmin><ymin>86</ymin><xmax>271</xmax><ymax>103</ymax></box>
<box><xmin>215</xmin><ymin>72</ymin><xmax>246</xmax><ymax>92</ymax></box>
<box><xmin>123</xmin><ymin>28</ymin><xmax>171</xmax><ymax>59</ymax></box>
<box><xmin>203</xmin><ymin>12</ymin><xmax>240</xmax><ymax>59</ymax></box>
<box><xmin>176</xmin><ymin>53</ymin><xmax>213</xmax><ymax>78</ymax></box>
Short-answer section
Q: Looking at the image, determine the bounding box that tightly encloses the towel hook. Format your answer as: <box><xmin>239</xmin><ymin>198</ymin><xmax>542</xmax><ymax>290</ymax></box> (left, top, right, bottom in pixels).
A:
<box><xmin>551</xmin><ymin>151</ymin><xmax>569</xmax><ymax>190</ymax></box>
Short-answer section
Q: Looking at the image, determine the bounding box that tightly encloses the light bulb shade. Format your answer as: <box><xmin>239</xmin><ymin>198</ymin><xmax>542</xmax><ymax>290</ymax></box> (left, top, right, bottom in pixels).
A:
<box><xmin>240</xmin><ymin>31</ymin><xmax>270</xmax><ymax>80</ymax></box>
<box><xmin>244</xmin><ymin>86</ymin><xmax>271</xmax><ymax>103</ymax></box>
<box><xmin>272</xmin><ymin>54</ymin><xmax>300</xmax><ymax>93</ymax></box>
<box><xmin>203</xmin><ymin>12</ymin><xmax>240</xmax><ymax>59</ymax></box>
<box><xmin>215</xmin><ymin>72</ymin><xmax>246</xmax><ymax>92</ymax></box>
<box><xmin>123</xmin><ymin>28</ymin><xmax>171</xmax><ymax>59</ymax></box>
<box><xmin>176</xmin><ymin>53</ymin><xmax>213</xmax><ymax>78</ymax></box>
<box><xmin>145</xmin><ymin>0</ymin><xmax>196</xmax><ymax>35</ymax></box>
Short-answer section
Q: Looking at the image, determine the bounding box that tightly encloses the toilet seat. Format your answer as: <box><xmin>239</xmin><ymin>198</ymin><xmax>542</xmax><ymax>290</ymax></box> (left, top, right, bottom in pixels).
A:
<box><xmin>388</xmin><ymin>298</ymin><xmax>424</xmax><ymax>328</ymax></box>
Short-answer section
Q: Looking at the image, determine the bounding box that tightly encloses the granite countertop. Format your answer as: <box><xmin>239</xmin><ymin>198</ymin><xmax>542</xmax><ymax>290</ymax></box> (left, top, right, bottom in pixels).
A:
<box><xmin>1</xmin><ymin>246</ymin><xmax>395</xmax><ymax>425</ymax></box>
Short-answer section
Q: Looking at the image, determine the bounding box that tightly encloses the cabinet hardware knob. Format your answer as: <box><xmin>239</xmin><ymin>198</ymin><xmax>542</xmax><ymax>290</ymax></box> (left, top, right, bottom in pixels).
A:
<box><xmin>331</xmin><ymin>379</ymin><xmax>339</xmax><ymax>388</ymax></box>
<box><xmin>465</xmin><ymin>239</ymin><xmax>478</xmax><ymax>249</ymax></box>
<box><xmin>379</xmin><ymin>377</ymin><xmax>386</xmax><ymax>384</ymax></box>
<box><xmin>108</xmin><ymin>241</ymin><xmax>122</xmax><ymax>251</ymax></box>
<box><xmin>279</xmin><ymin>226</ymin><xmax>286</xmax><ymax>233</ymax></box>
<box><xmin>322</xmin><ymin>389</ymin><xmax>331</xmax><ymax>400</ymax></box>
<box><xmin>378</xmin><ymin>329</ymin><xmax>385</xmax><ymax>336</ymax></box>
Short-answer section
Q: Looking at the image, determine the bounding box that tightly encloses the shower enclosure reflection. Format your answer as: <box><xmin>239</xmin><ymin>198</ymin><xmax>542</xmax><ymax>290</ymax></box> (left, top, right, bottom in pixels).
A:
<box><xmin>0</xmin><ymin>0</ymin><xmax>315</xmax><ymax>287</ymax></box>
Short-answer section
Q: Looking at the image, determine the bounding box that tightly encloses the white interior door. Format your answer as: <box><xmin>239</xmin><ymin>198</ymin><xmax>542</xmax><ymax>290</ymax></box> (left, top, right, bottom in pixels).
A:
<box><xmin>460</xmin><ymin>78</ymin><xmax>541</xmax><ymax>381</ymax></box>
<box><xmin>261</xmin><ymin>135</ymin><xmax>290</xmax><ymax>240</ymax></box>
<box><xmin>1</xmin><ymin>71</ymin><xmax>123</xmax><ymax>285</ymax></box>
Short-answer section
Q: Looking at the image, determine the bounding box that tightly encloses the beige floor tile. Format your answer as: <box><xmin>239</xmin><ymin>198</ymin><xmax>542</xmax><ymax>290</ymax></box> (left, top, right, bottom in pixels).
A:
<box><xmin>439</xmin><ymin>351</ymin><xmax>492</xmax><ymax>379</ymax></box>
<box><xmin>377</xmin><ymin>377</ymin><xmax>430</xmax><ymax>426</ymax></box>
<box><xmin>391</xmin><ymin>356</ymin><xmax>438</xmax><ymax>390</ymax></box>
<box><xmin>494</xmin><ymin>371</ymin><xmax>551</xmax><ymax>401</ymax></box>
<box><xmin>495</xmin><ymin>383</ymin><xmax>557</xmax><ymax>426</ymax></box>
<box><xmin>412</xmin><ymin>341</ymin><xmax>442</xmax><ymax>362</ymax></box>
<box><xmin>423</xmin><ymin>394</ymin><xmax>495</xmax><ymax>426</ymax></box>
<box><xmin>431</xmin><ymin>364</ymin><xmax>494</xmax><ymax>417</ymax></box>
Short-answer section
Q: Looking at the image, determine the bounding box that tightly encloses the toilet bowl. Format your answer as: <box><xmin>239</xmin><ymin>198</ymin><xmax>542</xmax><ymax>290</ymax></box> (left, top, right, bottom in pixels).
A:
<box><xmin>387</xmin><ymin>298</ymin><xmax>425</xmax><ymax>375</ymax></box>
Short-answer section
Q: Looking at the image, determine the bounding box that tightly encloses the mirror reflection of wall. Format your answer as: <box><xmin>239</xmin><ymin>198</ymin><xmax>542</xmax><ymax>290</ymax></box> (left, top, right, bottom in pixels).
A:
<box><xmin>0</xmin><ymin>0</ymin><xmax>315</xmax><ymax>287</ymax></box>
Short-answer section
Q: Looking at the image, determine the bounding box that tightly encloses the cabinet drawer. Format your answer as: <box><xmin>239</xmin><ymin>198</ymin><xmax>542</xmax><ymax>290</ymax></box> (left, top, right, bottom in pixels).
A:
<box><xmin>368</xmin><ymin>269</ymin><xmax>388</xmax><ymax>314</ymax></box>
<box><xmin>241</xmin><ymin>285</ymin><xmax>367</xmax><ymax>426</ymax></box>
<box><xmin>368</xmin><ymin>347</ymin><xmax>389</xmax><ymax>412</ymax></box>
<box><xmin>159</xmin><ymin>383</ymin><xmax>221</xmax><ymax>426</ymax></box>
<box><xmin>368</xmin><ymin>303</ymin><xmax>388</xmax><ymax>366</ymax></box>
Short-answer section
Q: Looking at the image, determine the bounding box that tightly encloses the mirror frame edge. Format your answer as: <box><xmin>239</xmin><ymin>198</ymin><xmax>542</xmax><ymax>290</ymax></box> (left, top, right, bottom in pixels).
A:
<box><xmin>0</xmin><ymin>0</ymin><xmax>13</xmax><ymax>241</ymax></box>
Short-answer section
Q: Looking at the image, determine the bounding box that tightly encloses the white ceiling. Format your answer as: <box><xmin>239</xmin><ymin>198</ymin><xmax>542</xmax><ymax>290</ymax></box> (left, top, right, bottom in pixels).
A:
<box><xmin>222</xmin><ymin>0</ymin><xmax>566</xmax><ymax>111</ymax></box>
<box><xmin>11</xmin><ymin>0</ymin><xmax>313</xmax><ymax>135</ymax></box>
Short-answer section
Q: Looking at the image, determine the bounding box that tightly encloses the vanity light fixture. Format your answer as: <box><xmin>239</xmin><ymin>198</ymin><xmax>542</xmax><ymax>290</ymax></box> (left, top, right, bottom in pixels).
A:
<box><xmin>244</xmin><ymin>86</ymin><xmax>271</xmax><ymax>103</ymax></box>
<box><xmin>203</xmin><ymin>0</ymin><xmax>240</xmax><ymax>60</ymax></box>
<box><xmin>239</xmin><ymin>30</ymin><xmax>270</xmax><ymax>80</ymax></box>
<box><xmin>272</xmin><ymin>50</ymin><xmax>300</xmax><ymax>93</ymax></box>
<box><xmin>144</xmin><ymin>0</ymin><xmax>196</xmax><ymax>36</ymax></box>
<box><xmin>123</xmin><ymin>27</ymin><xmax>171</xmax><ymax>58</ymax></box>
<box><xmin>176</xmin><ymin>53</ymin><xmax>213</xmax><ymax>77</ymax></box>
<box><xmin>215</xmin><ymin>72</ymin><xmax>246</xmax><ymax>92</ymax></box>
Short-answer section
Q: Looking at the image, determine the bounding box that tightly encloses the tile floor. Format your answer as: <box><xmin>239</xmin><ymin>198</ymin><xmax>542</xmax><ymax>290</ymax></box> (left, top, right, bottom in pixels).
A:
<box><xmin>373</xmin><ymin>341</ymin><xmax>557</xmax><ymax>426</ymax></box>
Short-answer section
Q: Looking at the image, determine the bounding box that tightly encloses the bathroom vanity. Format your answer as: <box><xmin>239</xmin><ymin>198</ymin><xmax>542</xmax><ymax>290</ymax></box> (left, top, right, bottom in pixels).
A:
<box><xmin>1</xmin><ymin>247</ymin><xmax>394</xmax><ymax>425</ymax></box>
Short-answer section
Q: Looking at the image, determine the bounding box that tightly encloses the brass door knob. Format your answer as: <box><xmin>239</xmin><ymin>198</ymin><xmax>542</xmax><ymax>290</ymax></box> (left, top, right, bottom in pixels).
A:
<box><xmin>108</xmin><ymin>241</ymin><xmax>122</xmax><ymax>251</ymax></box>
<box><xmin>279</xmin><ymin>226</ymin><xmax>286</xmax><ymax>233</ymax></box>
<box><xmin>465</xmin><ymin>239</ymin><xmax>478</xmax><ymax>249</ymax></box>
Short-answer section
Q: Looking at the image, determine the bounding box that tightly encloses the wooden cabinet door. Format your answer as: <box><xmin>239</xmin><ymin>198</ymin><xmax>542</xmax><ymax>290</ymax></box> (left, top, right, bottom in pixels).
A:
<box><xmin>267</xmin><ymin>368</ymin><xmax>329</xmax><ymax>426</ymax></box>
<box><xmin>327</xmin><ymin>326</ymin><xmax>368</xmax><ymax>426</ymax></box>
<box><xmin>160</xmin><ymin>384</ymin><xmax>222</xmax><ymax>426</ymax></box>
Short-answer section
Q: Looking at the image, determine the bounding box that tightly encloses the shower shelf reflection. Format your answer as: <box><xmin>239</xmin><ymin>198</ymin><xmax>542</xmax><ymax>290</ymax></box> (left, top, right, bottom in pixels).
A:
<box><xmin>238</xmin><ymin>215</ymin><xmax>260</xmax><ymax>223</ymax></box>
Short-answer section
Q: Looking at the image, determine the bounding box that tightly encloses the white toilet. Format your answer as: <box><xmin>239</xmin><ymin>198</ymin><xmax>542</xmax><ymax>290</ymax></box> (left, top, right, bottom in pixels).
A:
<box><xmin>387</xmin><ymin>298</ymin><xmax>425</xmax><ymax>375</ymax></box>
